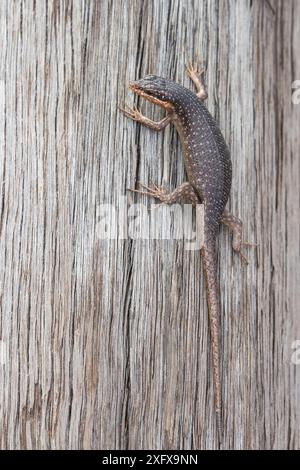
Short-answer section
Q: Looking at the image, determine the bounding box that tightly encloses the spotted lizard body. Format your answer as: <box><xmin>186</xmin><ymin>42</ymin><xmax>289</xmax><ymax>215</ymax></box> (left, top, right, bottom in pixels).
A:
<box><xmin>121</xmin><ymin>64</ymin><xmax>250</xmax><ymax>445</ymax></box>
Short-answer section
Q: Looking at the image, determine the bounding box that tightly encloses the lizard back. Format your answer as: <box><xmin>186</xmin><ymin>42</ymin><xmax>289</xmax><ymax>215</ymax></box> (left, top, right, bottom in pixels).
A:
<box><xmin>169</xmin><ymin>82</ymin><xmax>232</xmax><ymax>238</ymax></box>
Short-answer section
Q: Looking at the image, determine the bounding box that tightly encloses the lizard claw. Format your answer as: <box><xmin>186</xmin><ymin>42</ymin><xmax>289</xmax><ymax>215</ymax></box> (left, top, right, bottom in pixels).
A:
<box><xmin>127</xmin><ymin>181</ymin><xmax>168</xmax><ymax>205</ymax></box>
<box><xmin>186</xmin><ymin>59</ymin><xmax>208</xmax><ymax>100</ymax></box>
<box><xmin>186</xmin><ymin>60</ymin><xmax>205</xmax><ymax>80</ymax></box>
<box><xmin>239</xmin><ymin>251</ymin><xmax>249</xmax><ymax>265</ymax></box>
<box><xmin>236</xmin><ymin>241</ymin><xmax>258</xmax><ymax>265</ymax></box>
<box><xmin>120</xmin><ymin>103</ymin><xmax>144</xmax><ymax>121</ymax></box>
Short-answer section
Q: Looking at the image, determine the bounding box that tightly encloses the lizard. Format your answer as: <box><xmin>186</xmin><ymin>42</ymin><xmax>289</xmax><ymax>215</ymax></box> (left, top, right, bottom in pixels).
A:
<box><xmin>121</xmin><ymin>63</ymin><xmax>252</xmax><ymax>445</ymax></box>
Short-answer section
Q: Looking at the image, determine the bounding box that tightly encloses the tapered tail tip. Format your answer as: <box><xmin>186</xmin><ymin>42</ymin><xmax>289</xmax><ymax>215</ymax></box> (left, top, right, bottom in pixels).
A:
<box><xmin>216</xmin><ymin>409</ymin><xmax>223</xmax><ymax>446</ymax></box>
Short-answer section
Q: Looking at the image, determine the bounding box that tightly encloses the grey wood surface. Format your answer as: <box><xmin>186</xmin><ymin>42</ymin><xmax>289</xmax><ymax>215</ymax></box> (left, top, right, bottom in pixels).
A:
<box><xmin>0</xmin><ymin>0</ymin><xmax>299</xmax><ymax>450</ymax></box>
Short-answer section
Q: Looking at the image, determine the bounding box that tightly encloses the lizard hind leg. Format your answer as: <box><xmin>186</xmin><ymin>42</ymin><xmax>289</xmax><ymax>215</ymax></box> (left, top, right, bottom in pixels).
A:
<box><xmin>221</xmin><ymin>209</ymin><xmax>256</xmax><ymax>264</ymax></box>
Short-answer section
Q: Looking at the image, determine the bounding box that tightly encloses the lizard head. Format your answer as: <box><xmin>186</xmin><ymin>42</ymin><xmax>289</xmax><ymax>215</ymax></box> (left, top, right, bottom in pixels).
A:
<box><xmin>129</xmin><ymin>75</ymin><xmax>174</xmax><ymax>111</ymax></box>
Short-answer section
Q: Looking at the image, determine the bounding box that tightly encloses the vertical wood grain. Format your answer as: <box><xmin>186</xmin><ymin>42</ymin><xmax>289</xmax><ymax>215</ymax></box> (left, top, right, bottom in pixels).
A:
<box><xmin>0</xmin><ymin>0</ymin><xmax>299</xmax><ymax>449</ymax></box>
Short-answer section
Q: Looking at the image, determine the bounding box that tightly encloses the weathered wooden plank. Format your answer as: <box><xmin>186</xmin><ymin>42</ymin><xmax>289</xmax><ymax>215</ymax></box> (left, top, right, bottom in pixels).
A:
<box><xmin>0</xmin><ymin>0</ymin><xmax>299</xmax><ymax>450</ymax></box>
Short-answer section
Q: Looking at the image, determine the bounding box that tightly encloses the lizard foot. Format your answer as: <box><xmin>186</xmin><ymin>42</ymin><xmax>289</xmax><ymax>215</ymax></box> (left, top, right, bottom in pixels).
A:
<box><xmin>120</xmin><ymin>103</ymin><xmax>144</xmax><ymax>122</ymax></box>
<box><xmin>234</xmin><ymin>241</ymin><xmax>258</xmax><ymax>265</ymax></box>
<box><xmin>121</xmin><ymin>104</ymin><xmax>171</xmax><ymax>131</ymax></box>
<box><xmin>186</xmin><ymin>60</ymin><xmax>208</xmax><ymax>100</ymax></box>
<box><xmin>186</xmin><ymin>61</ymin><xmax>205</xmax><ymax>82</ymax></box>
<box><xmin>127</xmin><ymin>182</ymin><xmax>169</xmax><ymax>205</ymax></box>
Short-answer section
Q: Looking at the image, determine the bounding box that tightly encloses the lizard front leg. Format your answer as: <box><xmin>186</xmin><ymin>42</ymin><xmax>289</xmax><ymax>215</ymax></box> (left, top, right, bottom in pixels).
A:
<box><xmin>128</xmin><ymin>181</ymin><xmax>200</xmax><ymax>206</ymax></box>
<box><xmin>186</xmin><ymin>61</ymin><xmax>208</xmax><ymax>101</ymax></box>
<box><xmin>120</xmin><ymin>104</ymin><xmax>171</xmax><ymax>131</ymax></box>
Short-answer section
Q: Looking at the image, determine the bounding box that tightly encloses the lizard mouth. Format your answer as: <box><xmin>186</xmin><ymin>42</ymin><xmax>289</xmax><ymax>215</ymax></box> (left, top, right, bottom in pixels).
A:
<box><xmin>129</xmin><ymin>82</ymin><xmax>171</xmax><ymax>109</ymax></box>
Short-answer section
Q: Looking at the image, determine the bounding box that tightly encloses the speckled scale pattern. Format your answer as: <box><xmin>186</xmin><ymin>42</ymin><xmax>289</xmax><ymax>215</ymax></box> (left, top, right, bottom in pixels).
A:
<box><xmin>164</xmin><ymin>79</ymin><xmax>232</xmax><ymax>241</ymax></box>
<box><xmin>127</xmin><ymin>74</ymin><xmax>233</xmax><ymax>442</ymax></box>
<box><xmin>164</xmin><ymin>79</ymin><xmax>232</xmax><ymax>438</ymax></box>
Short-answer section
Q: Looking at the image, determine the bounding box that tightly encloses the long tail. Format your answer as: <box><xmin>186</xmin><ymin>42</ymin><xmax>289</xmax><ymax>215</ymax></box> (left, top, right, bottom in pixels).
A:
<box><xmin>201</xmin><ymin>241</ymin><xmax>223</xmax><ymax>445</ymax></box>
